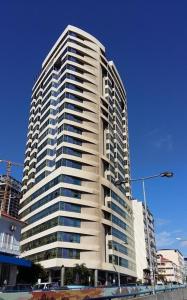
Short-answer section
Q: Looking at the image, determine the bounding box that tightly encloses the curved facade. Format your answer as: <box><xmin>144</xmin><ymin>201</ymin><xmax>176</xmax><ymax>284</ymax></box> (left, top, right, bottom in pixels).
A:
<box><xmin>19</xmin><ymin>25</ymin><xmax>136</xmax><ymax>284</ymax></box>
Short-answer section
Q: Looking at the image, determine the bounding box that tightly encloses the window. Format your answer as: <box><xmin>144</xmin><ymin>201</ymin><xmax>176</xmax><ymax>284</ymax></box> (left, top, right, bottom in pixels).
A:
<box><xmin>60</xmin><ymin>202</ymin><xmax>81</xmax><ymax>213</ymax></box>
<box><xmin>112</xmin><ymin>228</ymin><xmax>128</xmax><ymax>243</ymax></box>
<box><xmin>110</xmin><ymin>202</ymin><xmax>126</xmax><ymax>219</ymax></box>
<box><xmin>112</xmin><ymin>215</ymin><xmax>127</xmax><ymax>230</ymax></box>
<box><xmin>58</xmin><ymin>113</ymin><xmax>82</xmax><ymax>124</ymax></box>
<box><xmin>64</xmin><ymin>124</ymin><xmax>82</xmax><ymax>134</ymax></box>
<box><xmin>21</xmin><ymin>217</ymin><xmax>59</xmax><ymax>240</ymax></box>
<box><xmin>58</xmin><ymin>124</ymin><xmax>82</xmax><ymax>135</ymax></box>
<box><xmin>24</xmin><ymin>194</ymin><xmax>81</xmax><ymax>224</ymax></box>
<box><xmin>108</xmin><ymin>241</ymin><xmax>128</xmax><ymax>256</ymax></box>
<box><xmin>109</xmin><ymin>255</ymin><xmax>129</xmax><ymax>269</ymax></box>
<box><xmin>56</xmin><ymin>159</ymin><xmax>82</xmax><ymax>170</ymax></box>
<box><xmin>59</xmin><ymin>232</ymin><xmax>80</xmax><ymax>243</ymax></box>
<box><xmin>61</xmin><ymin>248</ymin><xmax>80</xmax><ymax>259</ymax></box>
<box><xmin>59</xmin><ymin>217</ymin><xmax>80</xmax><ymax>227</ymax></box>
<box><xmin>62</xmin><ymin>188</ymin><xmax>81</xmax><ymax>199</ymax></box>
<box><xmin>111</xmin><ymin>191</ymin><xmax>128</xmax><ymax>208</ymax></box>
<box><xmin>57</xmin><ymin>135</ymin><xmax>82</xmax><ymax>146</ymax></box>
<box><xmin>21</xmin><ymin>232</ymin><xmax>80</xmax><ymax>252</ymax></box>
<box><xmin>57</xmin><ymin>147</ymin><xmax>82</xmax><ymax>158</ymax></box>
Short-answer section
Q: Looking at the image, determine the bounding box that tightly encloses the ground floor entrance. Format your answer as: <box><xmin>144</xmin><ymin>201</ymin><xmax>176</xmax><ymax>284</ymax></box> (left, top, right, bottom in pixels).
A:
<box><xmin>46</xmin><ymin>267</ymin><xmax>136</xmax><ymax>287</ymax></box>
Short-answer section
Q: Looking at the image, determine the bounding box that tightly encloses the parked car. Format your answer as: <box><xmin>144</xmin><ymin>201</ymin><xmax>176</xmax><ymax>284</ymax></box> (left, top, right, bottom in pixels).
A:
<box><xmin>1</xmin><ymin>284</ymin><xmax>32</xmax><ymax>293</ymax></box>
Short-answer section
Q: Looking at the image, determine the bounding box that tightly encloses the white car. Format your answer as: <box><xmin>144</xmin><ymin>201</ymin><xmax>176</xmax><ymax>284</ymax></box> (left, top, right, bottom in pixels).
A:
<box><xmin>33</xmin><ymin>282</ymin><xmax>59</xmax><ymax>290</ymax></box>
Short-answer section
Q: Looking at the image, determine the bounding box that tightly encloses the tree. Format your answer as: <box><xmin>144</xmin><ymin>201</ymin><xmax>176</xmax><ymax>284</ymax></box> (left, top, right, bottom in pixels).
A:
<box><xmin>64</xmin><ymin>267</ymin><xmax>74</xmax><ymax>285</ymax></box>
<box><xmin>17</xmin><ymin>262</ymin><xmax>48</xmax><ymax>284</ymax></box>
<box><xmin>64</xmin><ymin>263</ymin><xmax>93</xmax><ymax>285</ymax></box>
<box><xmin>157</xmin><ymin>273</ymin><xmax>167</xmax><ymax>284</ymax></box>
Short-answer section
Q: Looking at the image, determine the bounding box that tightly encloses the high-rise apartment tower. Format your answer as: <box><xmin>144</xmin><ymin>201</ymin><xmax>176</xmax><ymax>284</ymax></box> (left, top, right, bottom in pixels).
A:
<box><xmin>19</xmin><ymin>25</ymin><xmax>136</xmax><ymax>284</ymax></box>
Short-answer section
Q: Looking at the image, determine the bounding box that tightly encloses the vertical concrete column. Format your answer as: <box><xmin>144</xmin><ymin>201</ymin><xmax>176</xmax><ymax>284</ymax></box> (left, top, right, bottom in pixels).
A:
<box><xmin>94</xmin><ymin>269</ymin><xmax>98</xmax><ymax>287</ymax></box>
<box><xmin>60</xmin><ymin>266</ymin><xmax>65</xmax><ymax>287</ymax></box>
<box><xmin>9</xmin><ymin>265</ymin><xmax>17</xmax><ymax>285</ymax></box>
<box><xmin>105</xmin><ymin>271</ymin><xmax>108</xmax><ymax>286</ymax></box>
<box><xmin>48</xmin><ymin>270</ymin><xmax>52</xmax><ymax>283</ymax></box>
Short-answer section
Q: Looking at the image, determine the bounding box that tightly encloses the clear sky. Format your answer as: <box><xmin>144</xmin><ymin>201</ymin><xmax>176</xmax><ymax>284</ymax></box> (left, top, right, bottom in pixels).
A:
<box><xmin>0</xmin><ymin>0</ymin><xmax>187</xmax><ymax>255</ymax></box>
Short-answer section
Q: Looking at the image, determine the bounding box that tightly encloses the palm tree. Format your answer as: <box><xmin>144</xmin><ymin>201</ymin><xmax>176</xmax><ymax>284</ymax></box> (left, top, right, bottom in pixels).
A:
<box><xmin>74</xmin><ymin>263</ymin><xmax>91</xmax><ymax>285</ymax></box>
<box><xmin>157</xmin><ymin>273</ymin><xmax>167</xmax><ymax>284</ymax></box>
<box><xmin>64</xmin><ymin>263</ymin><xmax>93</xmax><ymax>285</ymax></box>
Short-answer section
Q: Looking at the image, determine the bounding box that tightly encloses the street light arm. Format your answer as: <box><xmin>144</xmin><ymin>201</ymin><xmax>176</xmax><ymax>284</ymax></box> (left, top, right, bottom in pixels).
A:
<box><xmin>131</xmin><ymin>174</ymin><xmax>163</xmax><ymax>181</ymax></box>
<box><xmin>115</xmin><ymin>171</ymin><xmax>174</xmax><ymax>185</ymax></box>
<box><xmin>115</xmin><ymin>175</ymin><xmax>160</xmax><ymax>185</ymax></box>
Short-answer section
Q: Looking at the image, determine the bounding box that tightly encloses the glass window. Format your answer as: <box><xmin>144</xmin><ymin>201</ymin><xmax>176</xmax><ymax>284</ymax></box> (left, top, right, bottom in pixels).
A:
<box><xmin>109</xmin><ymin>255</ymin><xmax>129</xmax><ymax>268</ymax></box>
<box><xmin>25</xmin><ymin>198</ymin><xmax>81</xmax><ymax>224</ymax></box>
<box><xmin>112</xmin><ymin>215</ymin><xmax>127</xmax><ymax>230</ymax></box>
<box><xmin>21</xmin><ymin>231</ymin><xmax>80</xmax><ymax>252</ymax></box>
<box><xmin>56</xmin><ymin>159</ymin><xmax>82</xmax><ymax>170</ymax></box>
<box><xmin>57</xmin><ymin>135</ymin><xmax>82</xmax><ymax>146</ymax></box>
<box><xmin>61</xmin><ymin>188</ymin><xmax>81</xmax><ymax>199</ymax></box>
<box><xmin>112</xmin><ymin>227</ymin><xmax>128</xmax><ymax>243</ymax></box>
<box><xmin>21</xmin><ymin>217</ymin><xmax>58</xmax><ymax>240</ymax></box>
<box><xmin>61</xmin><ymin>248</ymin><xmax>80</xmax><ymax>259</ymax></box>
<box><xmin>59</xmin><ymin>216</ymin><xmax>80</xmax><ymax>227</ymax></box>
<box><xmin>58</xmin><ymin>232</ymin><xmax>80</xmax><ymax>243</ymax></box>
<box><xmin>63</xmin><ymin>147</ymin><xmax>82</xmax><ymax>157</ymax></box>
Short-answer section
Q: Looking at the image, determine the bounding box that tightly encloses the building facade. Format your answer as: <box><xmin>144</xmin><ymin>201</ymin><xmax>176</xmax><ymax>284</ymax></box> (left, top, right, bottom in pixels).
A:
<box><xmin>157</xmin><ymin>253</ymin><xmax>180</xmax><ymax>284</ymax></box>
<box><xmin>19</xmin><ymin>25</ymin><xmax>136</xmax><ymax>284</ymax></box>
<box><xmin>157</xmin><ymin>249</ymin><xmax>184</xmax><ymax>284</ymax></box>
<box><xmin>0</xmin><ymin>212</ymin><xmax>31</xmax><ymax>285</ymax></box>
<box><xmin>0</xmin><ymin>175</ymin><xmax>21</xmax><ymax>219</ymax></box>
<box><xmin>132</xmin><ymin>199</ymin><xmax>157</xmax><ymax>283</ymax></box>
<box><xmin>184</xmin><ymin>257</ymin><xmax>187</xmax><ymax>283</ymax></box>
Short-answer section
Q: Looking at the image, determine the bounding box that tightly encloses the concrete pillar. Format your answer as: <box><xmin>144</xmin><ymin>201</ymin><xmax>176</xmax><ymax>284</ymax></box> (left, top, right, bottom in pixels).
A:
<box><xmin>9</xmin><ymin>265</ymin><xmax>17</xmax><ymax>285</ymax></box>
<box><xmin>105</xmin><ymin>271</ymin><xmax>108</xmax><ymax>286</ymax></box>
<box><xmin>60</xmin><ymin>266</ymin><xmax>65</xmax><ymax>287</ymax></box>
<box><xmin>48</xmin><ymin>270</ymin><xmax>52</xmax><ymax>283</ymax></box>
<box><xmin>94</xmin><ymin>269</ymin><xmax>98</xmax><ymax>287</ymax></box>
<box><xmin>0</xmin><ymin>264</ymin><xmax>2</xmax><ymax>283</ymax></box>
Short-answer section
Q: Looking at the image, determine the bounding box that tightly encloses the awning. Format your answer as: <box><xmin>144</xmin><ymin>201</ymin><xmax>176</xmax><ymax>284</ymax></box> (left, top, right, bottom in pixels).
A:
<box><xmin>0</xmin><ymin>254</ymin><xmax>31</xmax><ymax>267</ymax></box>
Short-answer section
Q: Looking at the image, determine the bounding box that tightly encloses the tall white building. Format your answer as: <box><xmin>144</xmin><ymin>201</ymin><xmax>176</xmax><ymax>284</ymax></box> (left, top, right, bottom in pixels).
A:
<box><xmin>19</xmin><ymin>25</ymin><xmax>136</xmax><ymax>285</ymax></box>
<box><xmin>132</xmin><ymin>199</ymin><xmax>157</xmax><ymax>283</ymax></box>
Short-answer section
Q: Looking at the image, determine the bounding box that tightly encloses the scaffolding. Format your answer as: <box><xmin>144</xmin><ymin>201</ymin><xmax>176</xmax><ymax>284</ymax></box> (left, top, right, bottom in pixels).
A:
<box><xmin>0</xmin><ymin>160</ymin><xmax>23</xmax><ymax>216</ymax></box>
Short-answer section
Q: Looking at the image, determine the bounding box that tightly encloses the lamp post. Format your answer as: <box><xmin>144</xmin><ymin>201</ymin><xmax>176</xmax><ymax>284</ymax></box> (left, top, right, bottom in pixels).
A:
<box><xmin>116</xmin><ymin>171</ymin><xmax>173</xmax><ymax>293</ymax></box>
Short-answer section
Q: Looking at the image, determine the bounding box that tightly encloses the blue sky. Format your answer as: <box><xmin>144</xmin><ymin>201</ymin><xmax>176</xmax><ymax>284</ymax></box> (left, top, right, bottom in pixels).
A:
<box><xmin>0</xmin><ymin>0</ymin><xmax>187</xmax><ymax>254</ymax></box>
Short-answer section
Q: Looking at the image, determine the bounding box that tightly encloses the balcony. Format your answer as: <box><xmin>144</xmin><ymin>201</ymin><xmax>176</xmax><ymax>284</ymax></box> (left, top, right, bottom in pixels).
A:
<box><xmin>0</xmin><ymin>241</ymin><xmax>20</xmax><ymax>256</ymax></box>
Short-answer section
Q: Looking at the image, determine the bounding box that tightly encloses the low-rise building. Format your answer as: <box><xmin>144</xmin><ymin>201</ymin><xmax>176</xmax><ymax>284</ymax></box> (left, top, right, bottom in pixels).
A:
<box><xmin>0</xmin><ymin>211</ymin><xmax>31</xmax><ymax>285</ymax></box>
<box><xmin>157</xmin><ymin>249</ymin><xmax>184</xmax><ymax>284</ymax></box>
<box><xmin>132</xmin><ymin>199</ymin><xmax>157</xmax><ymax>283</ymax></box>
<box><xmin>157</xmin><ymin>253</ymin><xmax>178</xmax><ymax>283</ymax></box>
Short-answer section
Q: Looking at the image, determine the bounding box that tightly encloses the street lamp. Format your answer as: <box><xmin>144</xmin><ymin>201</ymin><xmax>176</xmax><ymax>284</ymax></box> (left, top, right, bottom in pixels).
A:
<box><xmin>116</xmin><ymin>171</ymin><xmax>173</xmax><ymax>293</ymax></box>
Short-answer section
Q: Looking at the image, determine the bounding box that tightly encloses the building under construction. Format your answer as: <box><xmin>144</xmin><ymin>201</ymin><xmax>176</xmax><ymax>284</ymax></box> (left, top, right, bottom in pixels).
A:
<box><xmin>0</xmin><ymin>175</ymin><xmax>21</xmax><ymax>219</ymax></box>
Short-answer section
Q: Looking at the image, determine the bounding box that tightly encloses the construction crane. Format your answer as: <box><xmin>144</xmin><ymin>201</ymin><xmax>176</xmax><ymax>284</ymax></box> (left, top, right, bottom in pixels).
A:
<box><xmin>0</xmin><ymin>159</ymin><xmax>23</xmax><ymax>213</ymax></box>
